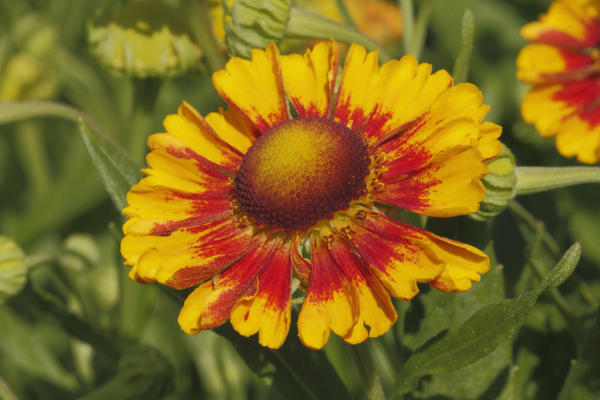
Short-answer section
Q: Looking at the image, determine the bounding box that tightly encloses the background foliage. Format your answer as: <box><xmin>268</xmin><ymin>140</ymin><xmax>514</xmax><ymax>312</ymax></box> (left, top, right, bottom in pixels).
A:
<box><xmin>0</xmin><ymin>0</ymin><xmax>599</xmax><ymax>399</ymax></box>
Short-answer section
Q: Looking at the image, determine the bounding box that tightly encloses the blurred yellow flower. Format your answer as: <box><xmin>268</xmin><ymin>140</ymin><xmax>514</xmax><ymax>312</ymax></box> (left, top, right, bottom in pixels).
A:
<box><xmin>518</xmin><ymin>0</ymin><xmax>600</xmax><ymax>164</ymax></box>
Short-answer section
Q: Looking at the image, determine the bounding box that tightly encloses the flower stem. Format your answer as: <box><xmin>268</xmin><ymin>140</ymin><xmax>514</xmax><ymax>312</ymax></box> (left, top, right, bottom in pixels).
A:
<box><xmin>352</xmin><ymin>342</ymin><xmax>386</xmax><ymax>400</ymax></box>
<box><xmin>400</xmin><ymin>0</ymin><xmax>414</xmax><ymax>55</ymax></box>
<box><xmin>0</xmin><ymin>101</ymin><xmax>121</xmax><ymax>151</ymax></box>
<box><xmin>192</xmin><ymin>0</ymin><xmax>226</xmax><ymax>72</ymax></box>
<box><xmin>515</xmin><ymin>166</ymin><xmax>600</xmax><ymax>195</ymax></box>
<box><xmin>452</xmin><ymin>8</ymin><xmax>475</xmax><ymax>83</ymax></box>
<box><xmin>14</xmin><ymin>121</ymin><xmax>51</xmax><ymax>195</ymax></box>
<box><xmin>411</xmin><ymin>0</ymin><xmax>433</xmax><ymax>60</ymax></box>
<box><xmin>335</xmin><ymin>0</ymin><xmax>358</xmax><ymax>29</ymax></box>
<box><xmin>130</xmin><ymin>78</ymin><xmax>161</xmax><ymax>163</ymax></box>
<box><xmin>508</xmin><ymin>200</ymin><xmax>560</xmax><ymax>257</ymax></box>
<box><xmin>286</xmin><ymin>7</ymin><xmax>391</xmax><ymax>62</ymax></box>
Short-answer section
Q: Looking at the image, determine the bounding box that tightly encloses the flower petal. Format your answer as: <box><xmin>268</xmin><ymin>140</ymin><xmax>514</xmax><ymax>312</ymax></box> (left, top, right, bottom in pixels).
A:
<box><xmin>556</xmin><ymin>110</ymin><xmax>600</xmax><ymax>164</ymax></box>
<box><xmin>121</xmin><ymin>217</ymin><xmax>254</xmax><ymax>289</ymax></box>
<box><xmin>424</xmin><ymin>232</ymin><xmax>490</xmax><ymax>292</ymax></box>
<box><xmin>123</xmin><ymin>183</ymin><xmax>231</xmax><ymax>235</ymax></box>
<box><xmin>517</xmin><ymin>44</ymin><xmax>596</xmax><ymax>85</ymax></box>
<box><xmin>372</xmin><ymin>83</ymin><xmax>495</xmax><ymax>163</ymax></box>
<box><xmin>291</xmin><ymin>234</ymin><xmax>311</xmax><ymax>287</ymax></box>
<box><xmin>163</xmin><ymin>102</ymin><xmax>243</xmax><ymax>172</ymax></box>
<box><xmin>333</xmin><ymin>45</ymin><xmax>453</xmax><ymax>143</ymax></box>
<box><xmin>230</xmin><ymin>238</ymin><xmax>293</xmax><ymax>349</ymax></box>
<box><xmin>204</xmin><ymin>106</ymin><xmax>261</xmax><ymax>155</ymax></box>
<box><xmin>377</xmin><ymin>146</ymin><xmax>486</xmax><ymax>217</ymax></box>
<box><xmin>347</xmin><ymin>210</ymin><xmax>444</xmax><ymax>300</ymax></box>
<box><xmin>281</xmin><ymin>40</ymin><xmax>339</xmax><ymax>118</ymax></box>
<box><xmin>478</xmin><ymin>122</ymin><xmax>503</xmax><ymax>161</ymax></box>
<box><xmin>297</xmin><ymin>234</ymin><xmax>358</xmax><ymax>350</ymax></box>
<box><xmin>521</xmin><ymin>0</ymin><xmax>600</xmax><ymax>48</ymax></box>
<box><xmin>213</xmin><ymin>43</ymin><xmax>289</xmax><ymax>133</ymax></box>
<box><xmin>327</xmin><ymin>236</ymin><xmax>397</xmax><ymax>344</ymax></box>
<box><xmin>177</xmin><ymin>235</ymin><xmax>272</xmax><ymax>333</ymax></box>
<box><xmin>522</xmin><ymin>77</ymin><xmax>600</xmax><ymax>138</ymax></box>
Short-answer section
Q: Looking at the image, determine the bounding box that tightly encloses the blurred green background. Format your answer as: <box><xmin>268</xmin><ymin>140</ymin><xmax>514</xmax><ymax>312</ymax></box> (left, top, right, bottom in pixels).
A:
<box><xmin>1</xmin><ymin>0</ymin><xmax>599</xmax><ymax>399</ymax></box>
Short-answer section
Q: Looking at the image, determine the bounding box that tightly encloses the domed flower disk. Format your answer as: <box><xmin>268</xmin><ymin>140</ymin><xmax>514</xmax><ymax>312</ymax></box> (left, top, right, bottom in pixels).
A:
<box><xmin>121</xmin><ymin>40</ymin><xmax>502</xmax><ymax>349</ymax></box>
<box><xmin>518</xmin><ymin>0</ymin><xmax>600</xmax><ymax>164</ymax></box>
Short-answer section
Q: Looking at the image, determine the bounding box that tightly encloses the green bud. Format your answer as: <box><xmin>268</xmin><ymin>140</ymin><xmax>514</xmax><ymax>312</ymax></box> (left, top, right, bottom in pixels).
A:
<box><xmin>222</xmin><ymin>0</ymin><xmax>292</xmax><ymax>58</ymax></box>
<box><xmin>0</xmin><ymin>236</ymin><xmax>27</xmax><ymax>304</ymax></box>
<box><xmin>87</xmin><ymin>0</ymin><xmax>203</xmax><ymax>78</ymax></box>
<box><xmin>472</xmin><ymin>145</ymin><xmax>517</xmax><ymax>221</ymax></box>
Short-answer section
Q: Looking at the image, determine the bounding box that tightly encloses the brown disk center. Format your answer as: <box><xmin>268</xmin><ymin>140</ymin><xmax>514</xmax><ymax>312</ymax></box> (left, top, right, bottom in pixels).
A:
<box><xmin>234</xmin><ymin>117</ymin><xmax>370</xmax><ymax>232</ymax></box>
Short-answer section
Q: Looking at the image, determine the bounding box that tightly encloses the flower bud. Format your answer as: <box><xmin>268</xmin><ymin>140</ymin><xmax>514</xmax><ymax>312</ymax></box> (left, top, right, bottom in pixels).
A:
<box><xmin>87</xmin><ymin>0</ymin><xmax>202</xmax><ymax>78</ymax></box>
<box><xmin>0</xmin><ymin>236</ymin><xmax>27</xmax><ymax>304</ymax></box>
<box><xmin>222</xmin><ymin>0</ymin><xmax>292</xmax><ymax>58</ymax></box>
<box><xmin>472</xmin><ymin>145</ymin><xmax>517</xmax><ymax>221</ymax></box>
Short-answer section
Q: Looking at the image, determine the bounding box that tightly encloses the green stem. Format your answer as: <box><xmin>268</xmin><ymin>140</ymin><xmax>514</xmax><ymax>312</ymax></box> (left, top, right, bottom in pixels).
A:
<box><xmin>452</xmin><ymin>8</ymin><xmax>475</xmax><ymax>83</ymax></box>
<box><xmin>410</xmin><ymin>0</ymin><xmax>433</xmax><ymax>60</ymax></box>
<box><xmin>286</xmin><ymin>7</ymin><xmax>391</xmax><ymax>62</ymax></box>
<box><xmin>508</xmin><ymin>201</ymin><xmax>560</xmax><ymax>258</ymax></box>
<box><xmin>335</xmin><ymin>0</ymin><xmax>358</xmax><ymax>29</ymax></box>
<box><xmin>515</xmin><ymin>166</ymin><xmax>600</xmax><ymax>195</ymax></box>
<box><xmin>0</xmin><ymin>376</ymin><xmax>18</xmax><ymax>400</ymax></box>
<box><xmin>400</xmin><ymin>0</ymin><xmax>414</xmax><ymax>56</ymax></box>
<box><xmin>14</xmin><ymin>121</ymin><xmax>51</xmax><ymax>195</ymax></box>
<box><xmin>0</xmin><ymin>101</ymin><xmax>121</xmax><ymax>151</ymax></box>
<box><xmin>352</xmin><ymin>342</ymin><xmax>386</xmax><ymax>400</ymax></box>
<box><xmin>193</xmin><ymin>0</ymin><xmax>227</xmax><ymax>72</ymax></box>
<box><xmin>130</xmin><ymin>78</ymin><xmax>161</xmax><ymax>163</ymax></box>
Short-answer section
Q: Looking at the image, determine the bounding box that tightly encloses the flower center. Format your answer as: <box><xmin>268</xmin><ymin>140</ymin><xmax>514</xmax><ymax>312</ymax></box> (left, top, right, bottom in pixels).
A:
<box><xmin>234</xmin><ymin>117</ymin><xmax>370</xmax><ymax>232</ymax></box>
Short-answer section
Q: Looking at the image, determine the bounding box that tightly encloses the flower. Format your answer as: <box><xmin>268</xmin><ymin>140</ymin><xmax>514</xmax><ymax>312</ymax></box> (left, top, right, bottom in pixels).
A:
<box><xmin>121</xmin><ymin>40</ymin><xmax>502</xmax><ymax>349</ymax></box>
<box><xmin>517</xmin><ymin>0</ymin><xmax>600</xmax><ymax>164</ymax></box>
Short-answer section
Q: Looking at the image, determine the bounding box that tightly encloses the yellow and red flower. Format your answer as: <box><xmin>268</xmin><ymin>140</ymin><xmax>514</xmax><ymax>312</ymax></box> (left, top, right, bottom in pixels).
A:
<box><xmin>518</xmin><ymin>0</ymin><xmax>600</xmax><ymax>164</ymax></box>
<box><xmin>121</xmin><ymin>40</ymin><xmax>501</xmax><ymax>349</ymax></box>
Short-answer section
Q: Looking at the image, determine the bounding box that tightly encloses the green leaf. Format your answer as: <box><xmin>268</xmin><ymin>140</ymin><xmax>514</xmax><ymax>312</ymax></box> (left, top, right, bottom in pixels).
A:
<box><xmin>399</xmin><ymin>241</ymin><xmax>513</xmax><ymax>399</ymax></box>
<box><xmin>452</xmin><ymin>8</ymin><xmax>475</xmax><ymax>83</ymax></box>
<box><xmin>0</xmin><ymin>237</ymin><xmax>26</xmax><ymax>304</ymax></box>
<box><xmin>78</xmin><ymin>120</ymin><xmax>142</xmax><ymax>211</ymax></box>
<box><xmin>558</xmin><ymin>308</ymin><xmax>600</xmax><ymax>400</ymax></box>
<box><xmin>393</xmin><ymin>243</ymin><xmax>582</xmax><ymax>396</ymax></box>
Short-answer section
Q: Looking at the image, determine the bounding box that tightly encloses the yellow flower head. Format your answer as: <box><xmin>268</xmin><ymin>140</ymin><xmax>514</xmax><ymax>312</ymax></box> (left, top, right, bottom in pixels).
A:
<box><xmin>518</xmin><ymin>0</ymin><xmax>600</xmax><ymax>164</ymax></box>
<box><xmin>121</xmin><ymin>41</ymin><xmax>502</xmax><ymax>349</ymax></box>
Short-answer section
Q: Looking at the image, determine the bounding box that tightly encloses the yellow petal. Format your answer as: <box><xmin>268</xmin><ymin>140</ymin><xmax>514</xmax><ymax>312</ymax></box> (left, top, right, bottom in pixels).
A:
<box><xmin>556</xmin><ymin>113</ymin><xmax>600</xmax><ymax>164</ymax></box>
<box><xmin>213</xmin><ymin>43</ymin><xmax>289</xmax><ymax>133</ymax></box>
<box><xmin>425</xmin><ymin>232</ymin><xmax>490</xmax><ymax>292</ymax></box>
<box><xmin>281</xmin><ymin>40</ymin><xmax>338</xmax><ymax>118</ymax></box>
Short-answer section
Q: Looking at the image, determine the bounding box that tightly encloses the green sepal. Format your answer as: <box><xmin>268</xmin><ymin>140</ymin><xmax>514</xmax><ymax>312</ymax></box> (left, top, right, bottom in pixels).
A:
<box><xmin>472</xmin><ymin>144</ymin><xmax>517</xmax><ymax>221</ymax></box>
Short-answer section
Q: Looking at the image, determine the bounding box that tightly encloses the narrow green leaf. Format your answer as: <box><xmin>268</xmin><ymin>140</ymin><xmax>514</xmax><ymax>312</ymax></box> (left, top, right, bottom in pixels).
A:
<box><xmin>0</xmin><ymin>237</ymin><xmax>26</xmax><ymax>304</ymax></box>
<box><xmin>538</xmin><ymin>242</ymin><xmax>582</xmax><ymax>291</ymax></box>
<box><xmin>393</xmin><ymin>243</ymin><xmax>582</xmax><ymax>396</ymax></box>
<box><xmin>452</xmin><ymin>8</ymin><xmax>475</xmax><ymax>83</ymax></box>
<box><xmin>78</xmin><ymin>120</ymin><xmax>142</xmax><ymax>211</ymax></box>
<box><xmin>558</xmin><ymin>308</ymin><xmax>600</xmax><ymax>400</ymax></box>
